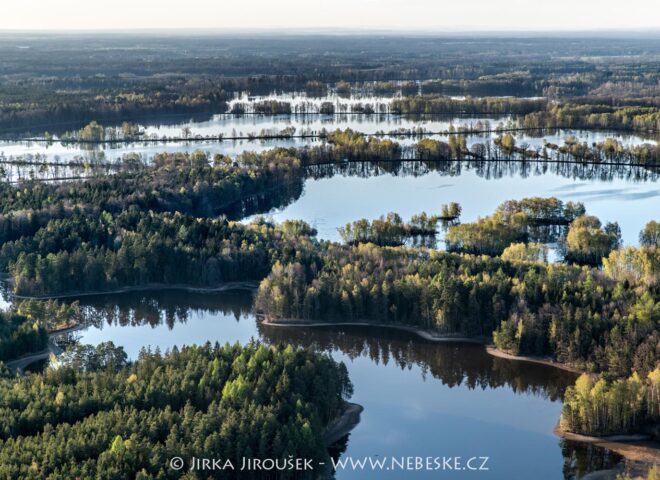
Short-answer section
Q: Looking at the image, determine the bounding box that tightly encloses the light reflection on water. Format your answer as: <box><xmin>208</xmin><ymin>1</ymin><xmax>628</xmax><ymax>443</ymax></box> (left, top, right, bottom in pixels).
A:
<box><xmin>0</xmin><ymin>101</ymin><xmax>653</xmax><ymax>477</ymax></box>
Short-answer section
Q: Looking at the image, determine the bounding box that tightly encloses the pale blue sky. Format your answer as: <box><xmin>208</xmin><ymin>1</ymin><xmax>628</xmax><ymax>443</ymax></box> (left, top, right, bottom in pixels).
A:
<box><xmin>1</xmin><ymin>0</ymin><xmax>659</xmax><ymax>31</ymax></box>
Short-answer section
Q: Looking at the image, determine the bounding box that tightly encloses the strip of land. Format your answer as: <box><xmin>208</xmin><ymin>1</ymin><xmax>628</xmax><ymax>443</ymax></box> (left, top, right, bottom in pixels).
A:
<box><xmin>324</xmin><ymin>402</ymin><xmax>364</xmax><ymax>446</ymax></box>
<box><xmin>8</xmin><ymin>281</ymin><xmax>260</xmax><ymax>300</ymax></box>
<box><xmin>261</xmin><ymin>318</ymin><xmax>486</xmax><ymax>343</ymax></box>
<box><xmin>555</xmin><ymin>425</ymin><xmax>660</xmax><ymax>465</ymax></box>
<box><xmin>485</xmin><ymin>346</ymin><xmax>583</xmax><ymax>373</ymax></box>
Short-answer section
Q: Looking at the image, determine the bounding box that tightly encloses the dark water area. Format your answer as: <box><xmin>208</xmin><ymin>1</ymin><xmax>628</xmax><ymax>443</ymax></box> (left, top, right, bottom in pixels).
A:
<box><xmin>53</xmin><ymin>289</ymin><xmax>623</xmax><ymax>479</ymax></box>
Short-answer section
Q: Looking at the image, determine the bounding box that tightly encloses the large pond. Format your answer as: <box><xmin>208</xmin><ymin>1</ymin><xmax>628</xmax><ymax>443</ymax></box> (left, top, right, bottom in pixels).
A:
<box><xmin>48</xmin><ymin>289</ymin><xmax>619</xmax><ymax>480</ymax></box>
<box><xmin>243</xmin><ymin>160</ymin><xmax>659</xmax><ymax>247</ymax></box>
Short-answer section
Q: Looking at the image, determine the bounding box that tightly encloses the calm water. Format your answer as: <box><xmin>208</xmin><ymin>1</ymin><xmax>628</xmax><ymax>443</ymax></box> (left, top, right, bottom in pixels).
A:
<box><xmin>245</xmin><ymin>161</ymin><xmax>659</xmax><ymax>246</ymax></box>
<box><xmin>1</xmin><ymin>112</ymin><xmax>655</xmax><ymax>165</ymax></box>
<box><xmin>1</xmin><ymin>108</ymin><xmax>656</xmax><ymax>186</ymax></box>
<box><xmin>226</xmin><ymin>91</ymin><xmax>406</xmax><ymax>114</ymax></box>
<box><xmin>58</xmin><ymin>289</ymin><xmax>619</xmax><ymax>479</ymax></box>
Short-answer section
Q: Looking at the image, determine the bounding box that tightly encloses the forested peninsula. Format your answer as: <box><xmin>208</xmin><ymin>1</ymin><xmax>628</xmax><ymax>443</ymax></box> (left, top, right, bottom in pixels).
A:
<box><xmin>0</xmin><ymin>342</ymin><xmax>354</xmax><ymax>479</ymax></box>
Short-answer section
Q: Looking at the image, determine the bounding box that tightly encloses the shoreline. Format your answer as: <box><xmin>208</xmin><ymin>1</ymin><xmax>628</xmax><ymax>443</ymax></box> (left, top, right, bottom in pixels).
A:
<box><xmin>485</xmin><ymin>346</ymin><xmax>583</xmax><ymax>374</ymax></box>
<box><xmin>262</xmin><ymin>318</ymin><xmax>660</xmax><ymax>467</ymax></box>
<box><xmin>554</xmin><ymin>425</ymin><xmax>660</xmax><ymax>465</ymax></box>
<box><xmin>8</xmin><ymin>281</ymin><xmax>260</xmax><ymax>300</ymax></box>
<box><xmin>324</xmin><ymin>402</ymin><xmax>364</xmax><ymax>446</ymax></box>
<box><xmin>10</xmin><ymin>122</ymin><xmax>659</xmax><ymax>145</ymax></box>
<box><xmin>261</xmin><ymin>318</ymin><xmax>487</xmax><ymax>344</ymax></box>
<box><xmin>261</xmin><ymin>318</ymin><xmax>583</xmax><ymax>373</ymax></box>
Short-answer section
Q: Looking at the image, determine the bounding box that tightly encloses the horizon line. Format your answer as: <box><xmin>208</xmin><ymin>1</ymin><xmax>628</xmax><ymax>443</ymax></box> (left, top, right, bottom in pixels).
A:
<box><xmin>1</xmin><ymin>26</ymin><xmax>660</xmax><ymax>36</ymax></box>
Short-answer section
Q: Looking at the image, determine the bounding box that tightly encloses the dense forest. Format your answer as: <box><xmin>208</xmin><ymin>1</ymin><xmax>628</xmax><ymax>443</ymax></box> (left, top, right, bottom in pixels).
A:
<box><xmin>256</xmin><ymin>235</ymin><xmax>659</xmax><ymax>376</ymax></box>
<box><xmin>0</xmin><ymin>342</ymin><xmax>353</xmax><ymax>479</ymax></box>
<box><xmin>0</xmin><ymin>209</ymin><xmax>318</xmax><ymax>296</ymax></box>
<box><xmin>0</xmin><ymin>299</ymin><xmax>79</xmax><ymax>367</ymax></box>
<box><xmin>255</xmin><ymin>198</ymin><xmax>659</xmax><ymax>440</ymax></box>
<box><xmin>0</xmin><ymin>148</ymin><xmax>308</xmax><ymax>221</ymax></box>
<box><xmin>0</xmin><ymin>136</ymin><xmax>656</xmax><ymax>446</ymax></box>
<box><xmin>0</xmin><ymin>310</ymin><xmax>48</xmax><ymax>362</ymax></box>
<box><xmin>561</xmin><ymin>370</ymin><xmax>659</xmax><ymax>438</ymax></box>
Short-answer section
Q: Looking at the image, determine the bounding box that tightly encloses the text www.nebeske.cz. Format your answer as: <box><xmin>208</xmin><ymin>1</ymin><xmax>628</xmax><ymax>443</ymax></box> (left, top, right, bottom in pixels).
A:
<box><xmin>332</xmin><ymin>456</ymin><xmax>490</xmax><ymax>472</ymax></box>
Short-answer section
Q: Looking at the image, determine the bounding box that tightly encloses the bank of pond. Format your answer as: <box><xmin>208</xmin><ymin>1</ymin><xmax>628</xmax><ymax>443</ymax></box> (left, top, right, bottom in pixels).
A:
<box><xmin>0</xmin><ymin>289</ymin><xmax>632</xmax><ymax>479</ymax></box>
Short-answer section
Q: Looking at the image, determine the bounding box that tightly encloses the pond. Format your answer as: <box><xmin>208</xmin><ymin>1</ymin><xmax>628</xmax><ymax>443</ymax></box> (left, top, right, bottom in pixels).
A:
<box><xmin>53</xmin><ymin>288</ymin><xmax>620</xmax><ymax>480</ymax></box>
<box><xmin>0</xmin><ymin>111</ymin><xmax>655</xmax><ymax>166</ymax></box>
<box><xmin>244</xmin><ymin>160</ymin><xmax>659</xmax><ymax>247</ymax></box>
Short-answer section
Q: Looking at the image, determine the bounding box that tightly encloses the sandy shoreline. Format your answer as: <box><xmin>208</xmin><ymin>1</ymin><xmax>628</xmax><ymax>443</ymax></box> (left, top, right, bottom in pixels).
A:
<box><xmin>261</xmin><ymin>318</ymin><xmax>488</xmax><ymax>344</ymax></box>
<box><xmin>263</xmin><ymin>317</ymin><xmax>660</xmax><ymax>467</ymax></box>
<box><xmin>262</xmin><ymin>318</ymin><xmax>581</xmax><ymax>372</ymax></box>
<box><xmin>555</xmin><ymin>425</ymin><xmax>660</xmax><ymax>465</ymax></box>
<box><xmin>485</xmin><ymin>346</ymin><xmax>583</xmax><ymax>373</ymax></box>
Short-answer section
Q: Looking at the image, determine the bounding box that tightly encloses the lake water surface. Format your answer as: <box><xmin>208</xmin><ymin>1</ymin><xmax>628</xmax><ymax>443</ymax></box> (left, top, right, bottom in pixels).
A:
<box><xmin>245</xmin><ymin>160</ymin><xmax>659</xmax><ymax>247</ymax></box>
<box><xmin>56</xmin><ymin>289</ymin><xmax>620</xmax><ymax>480</ymax></box>
<box><xmin>1</xmin><ymin>112</ymin><xmax>655</xmax><ymax>164</ymax></box>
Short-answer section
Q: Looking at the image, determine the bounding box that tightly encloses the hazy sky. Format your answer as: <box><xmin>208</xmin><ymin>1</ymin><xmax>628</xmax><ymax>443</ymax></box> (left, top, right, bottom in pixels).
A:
<box><xmin>1</xmin><ymin>0</ymin><xmax>659</xmax><ymax>31</ymax></box>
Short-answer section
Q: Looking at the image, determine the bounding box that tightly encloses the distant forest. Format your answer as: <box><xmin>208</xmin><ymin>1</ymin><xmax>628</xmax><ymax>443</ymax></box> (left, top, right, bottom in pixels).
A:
<box><xmin>1</xmin><ymin>34</ymin><xmax>660</xmax><ymax>131</ymax></box>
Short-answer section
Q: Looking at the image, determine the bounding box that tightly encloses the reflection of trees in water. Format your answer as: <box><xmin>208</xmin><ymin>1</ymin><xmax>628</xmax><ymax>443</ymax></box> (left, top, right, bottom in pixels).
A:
<box><xmin>260</xmin><ymin>324</ymin><xmax>624</xmax><ymax>477</ymax></box>
<box><xmin>257</xmin><ymin>324</ymin><xmax>575</xmax><ymax>401</ymax></box>
<box><xmin>74</xmin><ymin>290</ymin><xmax>574</xmax><ymax>401</ymax></box>
<box><xmin>69</xmin><ymin>291</ymin><xmax>621</xmax><ymax>477</ymax></box>
<box><xmin>221</xmin><ymin>177</ymin><xmax>305</xmax><ymax>220</ymax></box>
<box><xmin>75</xmin><ymin>290</ymin><xmax>255</xmax><ymax>330</ymax></box>
<box><xmin>561</xmin><ymin>440</ymin><xmax>622</xmax><ymax>479</ymax></box>
<box><xmin>306</xmin><ymin>159</ymin><xmax>659</xmax><ymax>183</ymax></box>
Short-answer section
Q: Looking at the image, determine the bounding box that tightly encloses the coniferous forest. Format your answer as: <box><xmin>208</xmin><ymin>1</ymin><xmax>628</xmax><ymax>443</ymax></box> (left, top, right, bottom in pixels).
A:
<box><xmin>0</xmin><ymin>342</ymin><xmax>353</xmax><ymax>479</ymax></box>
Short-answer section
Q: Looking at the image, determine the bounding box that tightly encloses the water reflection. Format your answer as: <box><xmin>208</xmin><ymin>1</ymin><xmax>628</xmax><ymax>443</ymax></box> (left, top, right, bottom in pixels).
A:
<box><xmin>76</xmin><ymin>289</ymin><xmax>254</xmax><ymax>330</ymax></box>
<box><xmin>1</xmin><ymin>110</ymin><xmax>656</xmax><ymax>171</ymax></box>
<box><xmin>222</xmin><ymin>177</ymin><xmax>304</xmax><ymax>220</ymax></box>
<box><xmin>258</xmin><ymin>324</ymin><xmax>575</xmax><ymax>402</ymax></box>
<box><xmin>561</xmin><ymin>441</ymin><xmax>624</xmax><ymax>480</ymax></box>
<box><xmin>306</xmin><ymin>159</ymin><xmax>659</xmax><ymax>183</ymax></box>
<box><xmin>63</xmin><ymin>289</ymin><xmax>622</xmax><ymax>479</ymax></box>
<box><xmin>70</xmin><ymin>289</ymin><xmax>577</xmax><ymax>402</ymax></box>
<box><xmin>259</xmin><ymin>161</ymin><xmax>659</xmax><ymax>246</ymax></box>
